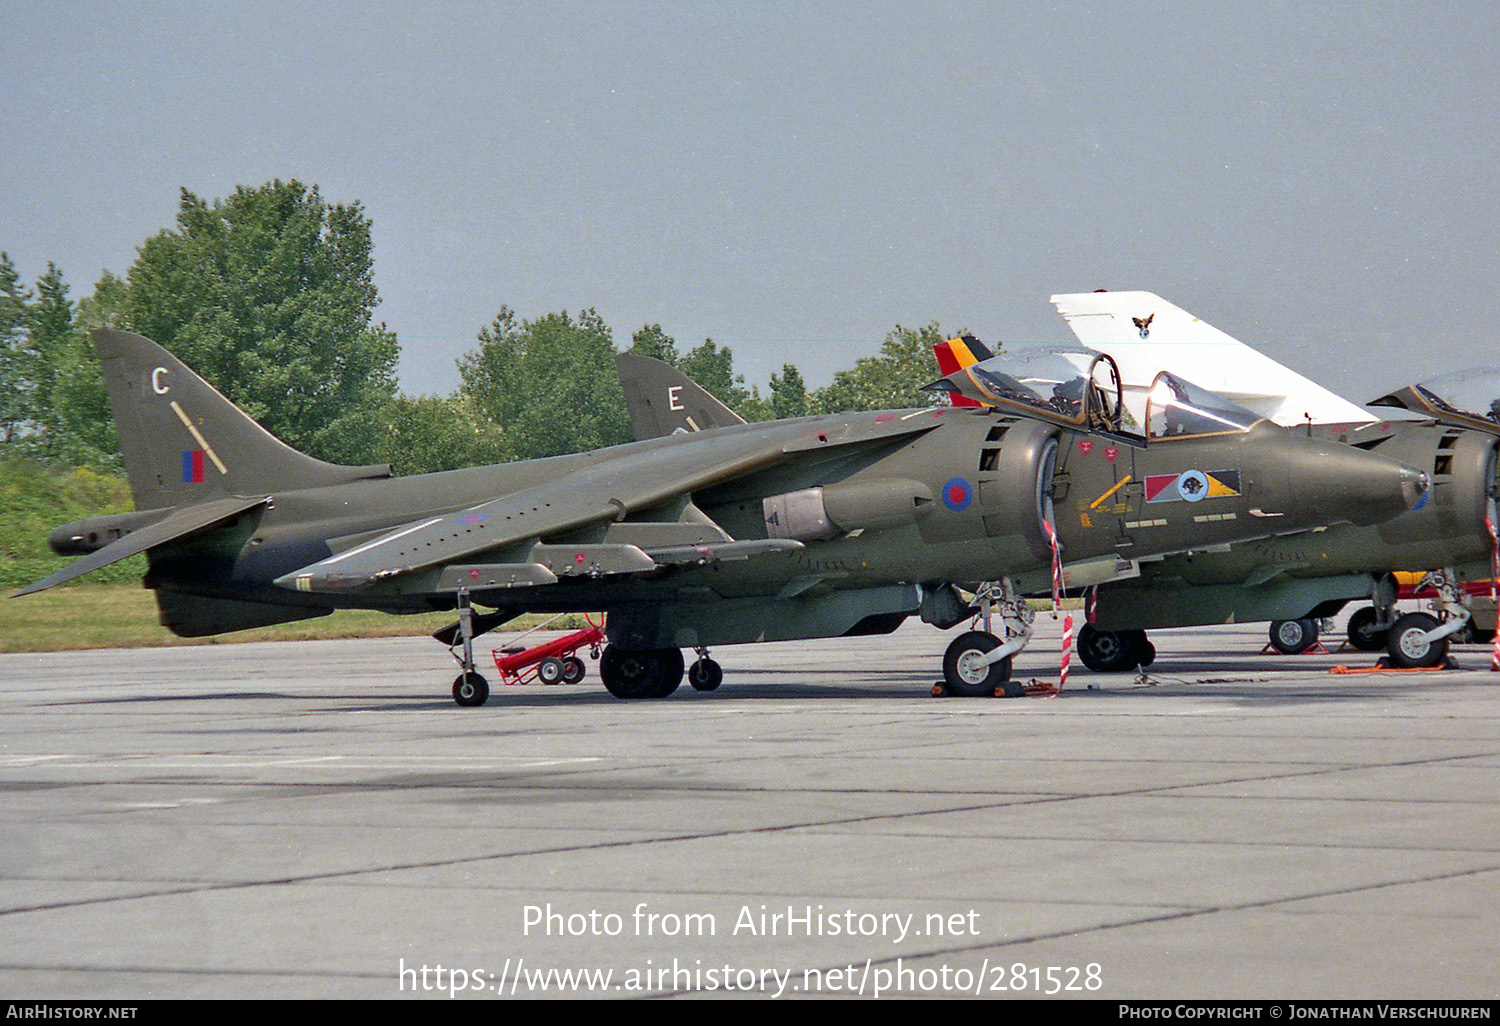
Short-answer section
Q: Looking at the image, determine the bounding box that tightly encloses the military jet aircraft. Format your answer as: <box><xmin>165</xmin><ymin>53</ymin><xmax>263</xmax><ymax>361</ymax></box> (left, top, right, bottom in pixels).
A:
<box><xmin>18</xmin><ymin>329</ymin><xmax>1426</xmax><ymax>703</ymax></box>
<box><xmin>1045</xmin><ymin>291</ymin><xmax>1500</xmax><ymax>671</ymax></box>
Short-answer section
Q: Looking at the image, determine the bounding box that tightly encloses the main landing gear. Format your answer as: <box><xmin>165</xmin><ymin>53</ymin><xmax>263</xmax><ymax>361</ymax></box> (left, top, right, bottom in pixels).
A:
<box><xmin>596</xmin><ymin>645</ymin><xmax>724</xmax><ymax>699</ymax></box>
<box><xmin>1076</xmin><ymin>624</ymin><xmax>1156</xmax><ymax>673</ymax></box>
<box><xmin>937</xmin><ymin>579</ymin><xmax>1032</xmax><ymax>697</ymax></box>
<box><xmin>598</xmin><ymin>646</ymin><xmax>683</xmax><ymax>698</ymax></box>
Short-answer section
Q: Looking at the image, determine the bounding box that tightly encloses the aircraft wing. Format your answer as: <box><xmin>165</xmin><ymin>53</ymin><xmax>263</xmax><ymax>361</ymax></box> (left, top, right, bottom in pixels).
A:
<box><xmin>12</xmin><ymin>494</ymin><xmax>270</xmax><ymax>597</ymax></box>
<box><xmin>276</xmin><ymin>414</ymin><xmax>938</xmax><ymax>594</ymax></box>
<box><xmin>1051</xmin><ymin>291</ymin><xmax>1376</xmax><ymax>426</ymax></box>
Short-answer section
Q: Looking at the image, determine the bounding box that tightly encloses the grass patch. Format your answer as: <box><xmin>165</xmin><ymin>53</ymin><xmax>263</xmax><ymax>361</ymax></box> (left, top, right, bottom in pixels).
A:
<box><xmin>1</xmin><ymin>457</ymin><xmax>145</xmax><ymax>589</ymax></box>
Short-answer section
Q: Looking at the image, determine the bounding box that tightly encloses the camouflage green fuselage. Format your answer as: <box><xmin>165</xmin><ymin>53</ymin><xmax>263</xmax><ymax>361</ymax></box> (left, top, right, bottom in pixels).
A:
<box><xmin>140</xmin><ymin>406</ymin><xmax>1420</xmax><ymax>647</ymax></box>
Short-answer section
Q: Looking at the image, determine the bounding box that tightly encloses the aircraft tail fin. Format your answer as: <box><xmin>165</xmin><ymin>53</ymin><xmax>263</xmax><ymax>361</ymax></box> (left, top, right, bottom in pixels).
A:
<box><xmin>93</xmin><ymin>328</ymin><xmax>393</xmax><ymax>510</ymax></box>
<box><xmin>932</xmin><ymin>336</ymin><xmax>990</xmax><ymax>408</ymax></box>
<box><xmin>615</xmin><ymin>352</ymin><xmax>747</xmax><ymax>440</ymax></box>
<box><xmin>1050</xmin><ymin>291</ymin><xmax>1375</xmax><ymax>426</ymax></box>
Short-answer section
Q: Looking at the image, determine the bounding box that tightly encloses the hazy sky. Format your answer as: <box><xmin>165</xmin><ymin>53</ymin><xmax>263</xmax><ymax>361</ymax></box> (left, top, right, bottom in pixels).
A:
<box><xmin>4</xmin><ymin>1</ymin><xmax>1498</xmax><ymax>401</ymax></box>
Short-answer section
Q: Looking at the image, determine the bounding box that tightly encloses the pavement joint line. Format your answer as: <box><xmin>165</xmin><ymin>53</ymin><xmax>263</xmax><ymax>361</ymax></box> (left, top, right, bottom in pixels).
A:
<box><xmin>12</xmin><ymin>745</ymin><xmax>1496</xmax><ymax>805</ymax></box>
<box><xmin>650</xmin><ymin>860</ymin><xmax>1500</xmax><ymax>999</ymax></box>
<box><xmin>16</xmin><ymin>860</ymin><xmax>1499</xmax><ymax>998</ymax></box>
<box><xmin>2</xmin><ymin>747</ymin><xmax>1495</xmax><ymax>918</ymax></box>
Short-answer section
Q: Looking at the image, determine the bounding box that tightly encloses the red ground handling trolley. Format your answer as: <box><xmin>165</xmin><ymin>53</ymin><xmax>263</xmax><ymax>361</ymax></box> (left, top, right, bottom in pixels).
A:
<box><xmin>491</xmin><ymin>613</ymin><xmax>605</xmax><ymax>686</ymax></box>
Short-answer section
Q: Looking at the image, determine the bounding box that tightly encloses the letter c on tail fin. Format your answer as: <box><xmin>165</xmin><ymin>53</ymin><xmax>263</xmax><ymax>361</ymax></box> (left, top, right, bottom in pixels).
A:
<box><xmin>93</xmin><ymin>329</ymin><xmax>393</xmax><ymax>510</ymax></box>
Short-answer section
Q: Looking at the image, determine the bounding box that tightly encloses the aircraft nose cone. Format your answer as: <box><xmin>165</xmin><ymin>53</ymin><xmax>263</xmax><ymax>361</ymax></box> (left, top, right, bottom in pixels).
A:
<box><xmin>1401</xmin><ymin>468</ymin><xmax>1430</xmax><ymax>511</ymax></box>
<box><xmin>1316</xmin><ymin>452</ymin><xmax>1430</xmax><ymax>526</ymax></box>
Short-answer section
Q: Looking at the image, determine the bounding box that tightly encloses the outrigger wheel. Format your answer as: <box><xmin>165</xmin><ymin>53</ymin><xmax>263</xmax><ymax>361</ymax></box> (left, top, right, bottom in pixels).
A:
<box><xmin>942</xmin><ymin>631</ymin><xmax>1022</xmax><ymax>697</ymax></box>
<box><xmin>1268</xmin><ymin>618</ymin><xmax>1319</xmax><ymax>655</ymax></box>
<box><xmin>453</xmin><ymin>672</ymin><xmax>490</xmax><ymax>707</ymax></box>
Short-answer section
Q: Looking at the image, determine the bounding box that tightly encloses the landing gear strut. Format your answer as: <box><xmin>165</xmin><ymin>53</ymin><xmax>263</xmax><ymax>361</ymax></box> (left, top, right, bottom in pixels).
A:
<box><xmin>1345</xmin><ymin>573</ymin><xmax>1401</xmax><ymax>652</ymax></box>
<box><xmin>1385</xmin><ymin>568</ymin><xmax>1469</xmax><ymax>668</ymax></box>
<box><xmin>938</xmin><ymin>579</ymin><xmax>1031</xmax><ymax>696</ymax></box>
<box><xmin>449</xmin><ymin>588</ymin><xmax>490</xmax><ymax>706</ymax></box>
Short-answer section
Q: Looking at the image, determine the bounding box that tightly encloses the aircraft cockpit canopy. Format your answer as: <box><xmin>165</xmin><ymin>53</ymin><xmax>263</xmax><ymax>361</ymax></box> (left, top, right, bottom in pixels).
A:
<box><xmin>923</xmin><ymin>344</ymin><xmax>1128</xmax><ymax>435</ymax></box>
<box><xmin>924</xmin><ymin>343</ymin><xmax>1266</xmax><ymax>444</ymax></box>
<box><xmin>1145</xmin><ymin>372</ymin><xmax>1268</xmax><ymax>440</ymax></box>
<box><xmin>1369</xmin><ymin>368</ymin><xmax>1500</xmax><ymax>435</ymax></box>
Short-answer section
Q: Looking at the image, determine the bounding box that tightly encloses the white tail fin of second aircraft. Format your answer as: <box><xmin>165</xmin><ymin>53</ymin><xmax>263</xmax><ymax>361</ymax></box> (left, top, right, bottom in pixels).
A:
<box><xmin>1050</xmin><ymin>291</ymin><xmax>1376</xmax><ymax>427</ymax></box>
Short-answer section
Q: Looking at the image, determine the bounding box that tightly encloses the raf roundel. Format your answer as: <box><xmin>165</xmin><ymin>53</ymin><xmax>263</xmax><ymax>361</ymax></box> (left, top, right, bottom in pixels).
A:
<box><xmin>941</xmin><ymin>477</ymin><xmax>975</xmax><ymax>512</ymax></box>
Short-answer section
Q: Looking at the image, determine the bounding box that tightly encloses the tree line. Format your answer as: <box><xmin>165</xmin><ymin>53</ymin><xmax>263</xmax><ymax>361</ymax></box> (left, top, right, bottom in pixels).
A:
<box><xmin>1</xmin><ymin>180</ymin><xmax>951</xmax><ymax>479</ymax></box>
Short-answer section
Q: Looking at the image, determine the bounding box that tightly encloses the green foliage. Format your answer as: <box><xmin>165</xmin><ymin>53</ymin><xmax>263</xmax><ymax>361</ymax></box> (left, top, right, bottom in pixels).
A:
<box><xmin>770</xmin><ymin>363</ymin><xmax>808</xmax><ymax>419</ymax></box>
<box><xmin>626</xmin><ymin>325</ymin><xmax>773</xmax><ymax>421</ymax></box>
<box><xmin>52</xmin><ymin>271</ymin><xmax>128</xmax><ymax>470</ymax></box>
<box><xmin>0</xmin><ymin>257</ymin><xmax>118</xmax><ymax>467</ymax></box>
<box><xmin>627</xmin><ymin>323</ymin><xmax>680</xmax><ymax>366</ymax></box>
<box><xmin>379</xmin><ymin>392</ymin><xmax>507</xmax><ymax>475</ymax></box>
<box><xmin>679</xmin><ymin>339</ymin><xmax>748</xmax><ymax>408</ymax></box>
<box><xmin>0</xmin><ymin>253</ymin><xmax>35</xmax><ymax>446</ymax></box>
<box><xmin>9</xmin><ymin>176</ymin><xmax>967</xmax><ymax>488</ymax></box>
<box><xmin>459</xmin><ymin>307</ymin><xmax>633</xmax><ymax>461</ymax></box>
<box><xmin>811</xmin><ymin>322</ymin><xmax>947</xmax><ymax>413</ymax></box>
<box><xmin>122</xmin><ymin>180</ymin><xmax>399</xmax><ymax>463</ymax></box>
<box><xmin>0</xmin><ymin>457</ymin><xmax>142</xmax><ymax>588</ymax></box>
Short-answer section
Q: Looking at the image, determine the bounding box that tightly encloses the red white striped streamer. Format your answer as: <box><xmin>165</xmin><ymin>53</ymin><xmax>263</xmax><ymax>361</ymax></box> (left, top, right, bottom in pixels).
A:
<box><xmin>1043</xmin><ymin>519</ymin><xmax>1063</xmax><ymax>612</ymax></box>
<box><xmin>1059</xmin><ymin>611</ymin><xmax>1074</xmax><ymax>690</ymax></box>
<box><xmin>1043</xmin><ymin>519</ymin><xmax>1070</xmax><ymax>692</ymax></box>
<box><xmin>1087</xmin><ymin>585</ymin><xmax>1098</xmax><ymax>625</ymax></box>
<box><xmin>1486</xmin><ymin>517</ymin><xmax>1500</xmax><ymax>673</ymax></box>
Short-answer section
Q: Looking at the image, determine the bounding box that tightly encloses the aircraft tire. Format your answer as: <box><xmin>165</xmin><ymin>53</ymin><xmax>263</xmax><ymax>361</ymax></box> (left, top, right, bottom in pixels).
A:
<box><xmin>1467</xmin><ymin>626</ymin><xmax>1497</xmax><ymax>645</ymax></box>
<box><xmin>1269</xmin><ymin>618</ymin><xmax>1318</xmax><ymax>655</ymax></box>
<box><xmin>943</xmin><ymin>631</ymin><xmax>1012</xmax><ymax>696</ymax></box>
<box><xmin>1077</xmin><ymin>624</ymin><xmax>1140</xmax><ymax>673</ymax></box>
<box><xmin>600</xmin><ymin>646</ymin><xmax>682</xmax><ymax>699</ymax></box>
<box><xmin>1385</xmin><ymin>613</ymin><xmax>1448</xmax><ymax>668</ymax></box>
<box><xmin>537</xmin><ymin>657</ymin><xmax>566</xmax><ymax>685</ymax></box>
<box><xmin>688</xmin><ymin>658</ymin><xmax>723</xmax><ymax>691</ymax></box>
<box><xmin>561</xmin><ymin>657</ymin><xmax>587</xmax><ymax>683</ymax></box>
<box><xmin>650</xmin><ymin>649</ymin><xmax>685</xmax><ymax>697</ymax></box>
<box><xmin>453</xmin><ymin>672</ymin><xmax>490</xmax><ymax>707</ymax></box>
<box><xmin>1346</xmin><ymin>607</ymin><xmax>1387</xmax><ymax>652</ymax></box>
<box><xmin>1134</xmin><ymin>636</ymin><xmax>1157</xmax><ymax>669</ymax></box>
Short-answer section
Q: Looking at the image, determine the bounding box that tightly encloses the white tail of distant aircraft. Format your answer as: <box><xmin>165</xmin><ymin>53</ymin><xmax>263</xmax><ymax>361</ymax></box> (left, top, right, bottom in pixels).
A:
<box><xmin>1050</xmin><ymin>291</ymin><xmax>1376</xmax><ymax>427</ymax></box>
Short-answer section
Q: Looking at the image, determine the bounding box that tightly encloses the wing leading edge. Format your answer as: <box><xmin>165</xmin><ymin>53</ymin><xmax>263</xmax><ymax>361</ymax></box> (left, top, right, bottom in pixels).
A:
<box><xmin>276</xmin><ymin>412</ymin><xmax>943</xmax><ymax>595</ymax></box>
